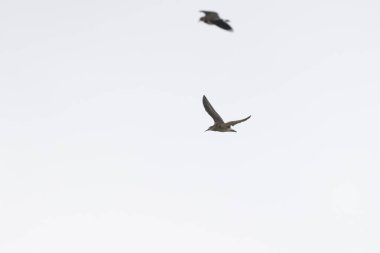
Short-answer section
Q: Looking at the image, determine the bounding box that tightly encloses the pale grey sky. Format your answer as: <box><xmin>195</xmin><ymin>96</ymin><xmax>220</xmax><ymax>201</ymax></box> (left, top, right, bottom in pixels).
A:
<box><xmin>1</xmin><ymin>0</ymin><xmax>380</xmax><ymax>252</ymax></box>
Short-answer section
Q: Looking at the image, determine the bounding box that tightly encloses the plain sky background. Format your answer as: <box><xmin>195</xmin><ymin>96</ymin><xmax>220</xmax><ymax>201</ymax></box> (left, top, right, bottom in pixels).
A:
<box><xmin>1</xmin><ymin>0</ymin><xmax>380</xmax><ymax>252</ymax></box>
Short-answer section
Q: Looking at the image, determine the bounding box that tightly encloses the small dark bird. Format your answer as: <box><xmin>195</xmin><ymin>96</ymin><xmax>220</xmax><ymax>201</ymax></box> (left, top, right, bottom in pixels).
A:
<box><xmin>199</xmin><ymin>11</ymin><xmax>233</xmax><ymax>32</ymax></box>
<box><xmin>203</xmin><ymin>95</ymin><xmax>251</xmax><ymax>133</ymax></box>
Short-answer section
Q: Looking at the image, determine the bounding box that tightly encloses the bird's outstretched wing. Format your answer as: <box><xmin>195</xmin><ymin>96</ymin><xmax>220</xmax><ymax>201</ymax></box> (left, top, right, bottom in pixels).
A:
<box><xmin>203</xmin><ymin>95</ymin><xmax>224</xmax><ymax>123</ymax></box>
<box><xmin>214</xmin><ymin>19</ymin><xmax>233</xmax><ymax>31</ymax></box>
<box><xmin>225</xmin><ymin>115</ymin><xmax>251</xmax><ymax>126</ymax></box>
<box><xmin>200</xmin><ymin>10</ymin><xmax>220</xmax><ymax>20</ymax></box>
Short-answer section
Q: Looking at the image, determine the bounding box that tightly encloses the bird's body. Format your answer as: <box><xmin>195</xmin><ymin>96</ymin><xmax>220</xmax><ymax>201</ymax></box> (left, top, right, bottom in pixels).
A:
<box><xmin>199</xmin><ymin>11</ymin><xmax>233</xmax><ymax>32</ymax></box>
<box><xmin>206</xmin><ymin>123</ymin><xmax>240</xmax><ymax>133</ymax></box>
<box><xmin>202</xmin><ymin>95</ymin><xmax>251</xmax><ymax>133</ymax></box>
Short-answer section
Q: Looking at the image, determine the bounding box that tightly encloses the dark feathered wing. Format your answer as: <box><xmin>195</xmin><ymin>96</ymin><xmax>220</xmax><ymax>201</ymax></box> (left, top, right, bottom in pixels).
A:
<box><xmin>200</xmin><ymin>10</ymin><xmax>220</xmax><ymax>20</ymax></box>
<box><xmin>214</xmin><ymin>20</ymin><xmax>233</xmax><ymax>31</ymax></box>
<box><xmin>225</xmin><ymin>115</ymin><xmax>251</xmax><ymax>126</ymax></box>
<box><xmin>202</xmin><ymin>95</ymin><xmax>224</xmax><ymax>123</ymax></box>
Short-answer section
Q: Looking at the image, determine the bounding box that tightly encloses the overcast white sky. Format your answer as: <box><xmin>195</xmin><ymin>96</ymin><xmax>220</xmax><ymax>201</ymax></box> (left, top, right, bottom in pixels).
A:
<box><xmin>1</xmin><ymin>0</ymin><xmax>380</xmax><ymax>252</ymax></box>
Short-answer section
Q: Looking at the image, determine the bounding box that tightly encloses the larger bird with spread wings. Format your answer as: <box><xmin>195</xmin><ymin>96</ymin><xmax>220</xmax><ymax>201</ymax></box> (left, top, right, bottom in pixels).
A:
<box><xmin>199</xmin><ymin>11</ymin><xmax>233</xmax><ymax>32</ymax></box>
<box><xmin>203</xmin><ymin>95</ymin><xmax>251</xmax><ymax>133</ymax></box>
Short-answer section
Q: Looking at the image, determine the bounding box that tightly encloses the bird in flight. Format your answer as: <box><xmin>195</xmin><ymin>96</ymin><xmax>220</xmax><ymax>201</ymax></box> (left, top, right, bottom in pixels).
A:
<box><xmin>199</xmin><ymin>11</ymin><xmax>233</xmax><ymax>32</ymax></box>
<box><xmin>203</xmin><ymin>95</ymin><xmax>251</xmax><ymax>132</ymax></box>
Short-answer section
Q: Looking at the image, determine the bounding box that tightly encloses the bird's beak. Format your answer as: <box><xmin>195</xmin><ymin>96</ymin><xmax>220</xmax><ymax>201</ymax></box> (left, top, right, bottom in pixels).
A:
<box><xmin>204</xmin><ymin>129</ymin><xmax>209</xmax><ymax>132</ymax></box>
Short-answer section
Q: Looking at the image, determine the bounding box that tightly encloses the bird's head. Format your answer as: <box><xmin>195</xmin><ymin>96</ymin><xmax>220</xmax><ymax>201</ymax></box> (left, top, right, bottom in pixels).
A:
<box><xmin>199</xmin><ymin>17</ymin><xmax>205</xmax><ymax>22</ymax></box>
<box><xmin>204</xmin><ymin>126</ymin><xmax>212</xmax><ymax>132</ymax></box>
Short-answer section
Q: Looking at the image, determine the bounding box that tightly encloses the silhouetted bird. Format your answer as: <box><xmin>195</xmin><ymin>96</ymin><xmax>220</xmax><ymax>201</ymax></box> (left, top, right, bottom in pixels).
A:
<box><xmin>199</xmin><ymin>11</ymin><xmax>233</xmax><ymax>32</ymax></box>
<box><xmin>203</xmin><ymin>95</ymin><xmax>250</xmax><ymax>132</ymax></box>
